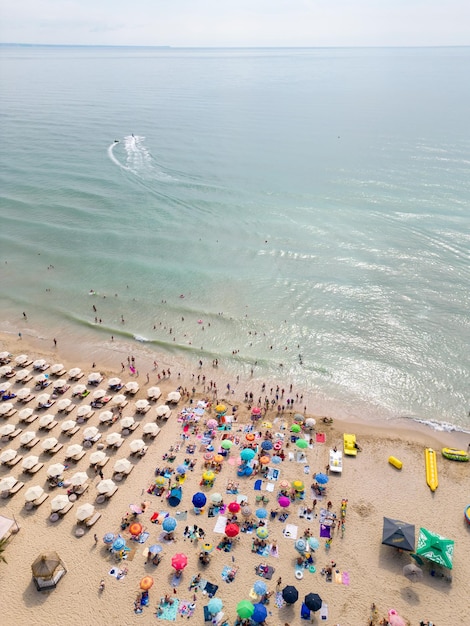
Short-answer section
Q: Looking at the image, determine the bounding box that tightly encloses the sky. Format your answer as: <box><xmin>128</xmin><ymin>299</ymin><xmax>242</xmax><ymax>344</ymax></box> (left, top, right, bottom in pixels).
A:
<box><xmin>1</xmin><ymin>0</ymin><xmax>469</xmax><ymax>47</ymax></box>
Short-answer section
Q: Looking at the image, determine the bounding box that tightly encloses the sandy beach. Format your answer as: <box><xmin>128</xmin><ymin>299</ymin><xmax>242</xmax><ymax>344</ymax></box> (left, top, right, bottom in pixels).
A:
<box><xmin>0</xmin><ymin>330</ymin><xmax>468</xmax><ymax>626</ymax></box>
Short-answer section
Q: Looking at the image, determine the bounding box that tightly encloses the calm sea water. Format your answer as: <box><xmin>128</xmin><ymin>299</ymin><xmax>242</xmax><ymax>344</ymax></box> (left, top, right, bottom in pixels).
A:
<box><xmin>0</xmin><ymin>46</ymin><xmax>469</xmax><ymax>431</ymax></box>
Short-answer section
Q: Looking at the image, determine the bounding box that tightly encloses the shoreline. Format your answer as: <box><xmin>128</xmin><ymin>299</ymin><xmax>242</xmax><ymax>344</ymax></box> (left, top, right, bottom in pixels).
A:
<box><xmin>0</xmin><ymin>328</ymin><xmax>469</xmax><ymax>625</ymax></box>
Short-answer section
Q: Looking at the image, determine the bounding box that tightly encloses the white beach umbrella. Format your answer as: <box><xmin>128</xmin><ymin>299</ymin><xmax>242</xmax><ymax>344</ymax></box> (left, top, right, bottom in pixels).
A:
<box><xmin>22</xmin><ymin>455</ymin><xmax>40</xmax><ymax>470</ymax></box>
<box><xmin>124</xmin><ymin>381</ymin><xmax>139</xmax><ymax>394</ymax></box>
<box><xmin>143</xmin><ymin>422</ymin><xmax>160</xmax><ymax>435</ymax></box>
<box><xmin>92</xmin><ymin>389</ymin><xmax>106</xmax><ymax>400</ymax></box>
<box><xmin>18</xmin><ymin>408</ymin><xmax>34</xmax><ymax>420</ymax></box>
<box><xmin>17</xmin><ymin>387</ymin><xmax>33</xmax><ymax>400</ymax></box>
<box><xmin>147</xmin><ymin>386</ymin><xmax>161</xmax><ymax>399</ymax></box>
<box><xmin>108</xmin><ymin>377</ymin><xmax>122</xmax><ymax>388</ymax></box>
<box><xmin>120</xmin><ymin>416</ymin><xmax>134</xmax><ymax>429</ymax></box>
<box><xmin>167</xmin><ymin>391</ymin><xmax>181</xmax><ymax>403</ymax></box>
<box><xmin>76</xmin><ymin>502</ymin><xmax>95</xmax><ymax>521</ymax></box>
<box><xmin>89</xmin><ymin>451</ymin><xmax>107</xmax><ymax>465</ymax></box>
<box><xmin>113</xmin><ymin>458</ymin><xmax>132</xmax><ymax>473</ymax></box>
<box><xmin>99</xmin><ymin>410</ymin><xmax>113</xmax><ymax>423</ymax></box>
<box><xmin>47</xmin><ymin>463</ymin><xmax>66</xmax><ymax>477</ymax></box>
<box><xmin>68</xmin><ymin>367</ymin><xmax>82</xmax><ymax>379</ymax></box>
<box><xmin>88</xmin><ymin>372</ymin><xmax>102</xmax><ymax>384</ymax></box>
<box><xmin>83</xmin><ymin>426</ymin><xmax>99</xmax><ymax>440</ymax></box>
<box><xmin>51</xmin><ymin>494</ymin><xmax>70</xmax><ymax>512</ymax></box>
<box><xmin>33</xmin><ymin>359</ymin><xmax>47</xmax><ymax>370</ymax></box>
<box><xmin>0</xmin><ymin>382</ymin><xmax>12</xmax><ymax>393</ymax></box>
<box><xmin>0</xmin><ymin>351</ymin><xmax>10</xmax><ymax>362</ymax></box>
<box><xmin>156</xmin><ymin>404</ymin><xmax>171</xmax><ymax>418</ymax></box>
<box><xmin>50</xmin><ymin>363</ymin><xmax>65</xmax><ymax>374</ymax></box>
<box><xmin>129</xmin><ymin>439</ymin><xmax>145</xmax><ymax>453</ymax></box>
<box><xmin>37</xmin><ymin>393</ymin><xmax>51</xmax><ymax>406</ymax></box>
<box><xmin>106</xmin><ymin>432</ymin><xmax>123</xmax><ymax>446</ymax></box>
<box><xmin>77</xmin><ymin>405</ymin><xmax>92</xmax><ymax>418</ymax></box>
<box><xmin>19</xmin><ymin>431</ymin><xmax>36</xmax><ymax>445</ymax></box>
<box><xmin>305</xmin><ymin>418</ymin><xmax>316</xmax><ymax>428</ymax></box>
<box><xmin>135</xmin><ymin>399</ymin><xmax>150</xmax><ymax>411</ymax></box>
<box><xmin>41</xmin><ymin>437</ymin><xmax>58</xmax><ymax>451</ymax></box>
<box><xmin>0</xmin><ymin>366</ymin><xmax>13</xmax><ymax>376</ymax></box>
<box><xmin>56</xmin><ymin>398</ymin><xmax>72</xmax><ymax>411</ymax></box>
<box><xmin>0</xmin><ymin>449</ymin><xmax>17</xmax><ymax>463</ymax></box>
<box><xmin>15</xmin><ymin>354</ymin><xmax>29</xmax><ymax>365</ymax></box>
<box><xmin>61</xmin><ymin>420</ymin><xmax>77</xmax><ymax>433</ymax></box>
<box><xmin>0</xmin><ymin>476</ymin><xmax>17</xmax><ymax>492</ymax></box>
<box><xmin>38</xmin><ymin>414</ymin><xmax>55</xmax><ymax>428</ymax></box>
<box><xmin>16</xmin><ymin>369</ymin><xmax>31</xmax><ymax>382</ymax></box>
<box><xmin>97</xmin><ymin>478</ymin><xmax>116</xmax><ymax>494</ymax></box>
<box><xmin>53</xmin><ymin>379</ymin><xmax>67</xmax><ymax>389</ymax></box>
<box><xmin>34</xmin><ymin>373</ymin><xmax>48</xmax><ymax>384</ymax></box>
<box><xmin>72</xmin><ymin>384</ymin><xmax>87</xmax><ymax>396</ymax></box>
<box><xmin>70</xmin><ymin>472</ymin><xmax>88</xmax><ymax>486</ymax></box>
<box><xmin>0</xmin><ymin>403</ymin><xmax>14</xmax><ymax>416</ymax></box>
<box><xmin>111</xmin><ymin>394</ymin><xmax>126</xmax><ymax>407</ymax></box>
<box><xmin>66</xmin><ymin>444</ymin><xmax>84</xmax><ymax>458</ymax></box>
<box><xmin>0</xmin><ymin>423</ymin><xmax>16</xmax><ymax>436</ymax></box>
<box><xmin>25</xmin><ymin>485</ymin><xmax>45</xmax><ymax>502</ymax></box>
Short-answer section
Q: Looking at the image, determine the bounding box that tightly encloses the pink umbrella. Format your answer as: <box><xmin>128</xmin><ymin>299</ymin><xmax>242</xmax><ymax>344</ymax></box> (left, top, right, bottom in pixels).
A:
<box><xmin>171</xmin><ymin>553</ymin><xmax>188</xmax><ymax>571</ymax></box>
<box><xmin>388</xmin><ymin>610</ymin><xmax>406</xmax><ymax>626</ymax></box>
<box><xmin>251</xmin><ymin>407</ymin><xmax>261</xmax><ymax>415</ymax></box>
<box><xmin>206</xmin><ymin>419</ymin><xmax>218</xmax><ymax>429</ymax></box>
<box><xmin>278</xmin><ymin>496</ymin><xmax>291</xmax><ymax>508</ymax></box>
<box><xmin>228</xmin><ymin>502</ymin><xmax>241</xmax><ymax>514</ymax></box>
<box><xmin>130</xmin><ymin>504</ymin><xmax>143</xmax><ymax>515</ymax></box>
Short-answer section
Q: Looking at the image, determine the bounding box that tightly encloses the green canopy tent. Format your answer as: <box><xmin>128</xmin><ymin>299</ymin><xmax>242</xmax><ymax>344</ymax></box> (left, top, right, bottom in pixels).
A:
<box><xmin>416</xmin><ymin>527</ymin><xmax>454</xmax><ymax>569</ymax></box>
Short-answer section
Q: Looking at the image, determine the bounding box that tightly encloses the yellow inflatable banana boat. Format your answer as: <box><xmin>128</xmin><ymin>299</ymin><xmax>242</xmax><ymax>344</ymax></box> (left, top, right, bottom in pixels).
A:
<box><xmin>425</xmin><ymin>448</ymin><xmax>438</xmax><ymax>492</ymax></box>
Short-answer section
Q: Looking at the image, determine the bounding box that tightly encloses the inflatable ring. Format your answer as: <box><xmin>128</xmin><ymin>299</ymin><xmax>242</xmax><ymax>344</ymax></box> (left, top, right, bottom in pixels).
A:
<box><xmin>273</xmin><ymin>441</ymin><xmax>282</xmax><ymax>450</ymax></box>
<box><xmin>246</xmin><ymin>434</ymin><xmax>255</xmax><ymax>441</ymax></box>
<box><xmin>295</xmin><ymin>569</ymin><xmax>304</xmax><ymax>580</ymax></box>
<box><xmin>309</xmin><ymin>565</ymin><xmax>316</xmax><ymax>573</ymax></box>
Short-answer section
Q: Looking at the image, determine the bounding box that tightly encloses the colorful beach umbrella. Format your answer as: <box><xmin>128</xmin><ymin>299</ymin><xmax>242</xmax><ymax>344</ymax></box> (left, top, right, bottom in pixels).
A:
<box><xmin>225</xmin><ymin>523</ymin><xmax>240</xmax><ymax>537</ymax></box>
<box><xmin>162</xmin><ymin>517</ymin><xmax>177</xmax><ymax>532</ymax></box>
<box><xmin>202</xmin><ymin>543</ymin><xmax>214</xmax><ymax>553</ymax></box>
<box><xmin>271</xmin><ymin>455</ymin><xmax>282</xmax><ymax>464</ymax></box>
<box><xmin>252</xmin><ymin>603</ymin><xmax>268</xmax><ymax>623</ymax></box>
<box><xmin>253</xmin><ymin>580</ymin><xmax>267</xmax><ymax>595</ymax></box>
<box><xmin>140</xmin><ymin>576</ymin><xmax>153</xmax><ymax>590</ymax></box>
<box><xmin>155</xmin><ymin>476</ymin><xmax>166</xmax><ymax>487</ymax></box>
<box><xmin>308</xmin><ymin>537</ymin><xmax>320</xmax><ymax>550</ymax></box>
<box><xmin>278</xmin><ymin>496</ymin><xmax>290</xmax><ymax>508</ymax></box>
<box><xmin>203</xmin><ymin>470</ymin><xmax>215</xmax><ymax>482</ymax></box>
<box><xmin>228</xmin><ymin>502</ymin><xmax>240</xmax><ymax>514</ymax></box>
<box><xmin>171</xmin><ymin>553</ymin><xmax>188</xmax><ymax>571</ymax></box>
<box><xmin>251</xmin><ymin>407</ymin><xmax>261</xmax><ymax>415</ymax></box>
<box><xmin>241</xmin><ymin>506</ymin><xmax>252</xmax><ymax>517</ymax></box>
<box><xmin>292</xmin><ymin>480</ymin><xmax>305</xmax><ymax>491</ymax></box>
<box><xmin>240</xmin><ymin>448</ymin><xmax>255</xmax><ymax>461</ymax></box>
<box><xmin>103</xmin><ymin>533</ymin><xmax>115</xmax><ymax>544</ymax></box>
<box><xmin>259</xmin><ymin>455</ymin><xmax>270</xmax><ymax>465</ymax></box>
<box><xmin>304</xmin><ymin>592</ymin><xmax>322</xmax><ymax>612</ymax></box>
<box><xmin>192</xmin><ymin>492</ymin><xmax>207</xmax><ymax>507</ymax></box>
<box><xmin>256</xmin><ymin>527</ymin><xmax>269</xmax><ymax>539</ymax></box>
<box><xmin>208</xmin><ymin>597</ymin><xmax>223</xmax><ymax>614</ymax></box>
<box><xmin>282</xmin><ymin>585</ymin><xmax>299</xmax><ymax>604</ymax></box>
<box><xmin>215</xmin><ymin>405</ymin><xmax>226</xmax><ymax>414</ymax></box>
<box><xmin>315</xmin><ymin>473</ymin><xmax>329</xmax><ymax>485</ymax></box>
<box><xmin>296</xmin><ymin>439</ymin><xmax>308</xmax><ymax>449</ymax></box>
<box><xmin>206</xmin><ymin>419</ymin><xmax>218</xmax><ymax>429</ymax></box>
<box><xmin>221</xmin><ymin>440</ymin><xmax>233</xmax><ymax>450</ymax></box>
<box><xmin>261</xmin><ymin>440</ymin><xmax>273</xmax><ymax>451</ymax></box>
<box><xmin>112</xmin><ymin>537</ymin><xmax>126</xmax><ymax>551</ymax></box>
<box><xmin>416</xmin><ymin>527</ymin><xmax>454</xmax><ymax>569</ymax></box>
<box><xmin>176</xmin><ymin>464</ymin><xmax>187</xmax><ymax>475</ymax></box>
<box><xmin>210</xmin><ymin>492</ymin><xmax>222</xmax><ymax>503</ymax></box>
<box><xmin>129</xmin><ymin>522</ymin><xmax>143</xmax><ymax>536</ymax></box>
<box><xmin>290</xmin><ymin>424</ymin><xmax>301</xmax><ymax>433</ymax></box>
<box><xmin>295</xmin><ymin>538</ymin><xmax>308</xmax><ymax>553</ymax></box>
<box><xmin>255</xmin><ymin>508</ymin><xmax>268</xmax><ymax>519</ymax></box>
<box><xmin>236</xmin><ymin>600</ymin><xmax>254</xmax><ymax>619</ymax></box>
<box><xmin>213</xmin><ymin>454</ymin><xmax>224</xmax><ymax>464</ymax></box>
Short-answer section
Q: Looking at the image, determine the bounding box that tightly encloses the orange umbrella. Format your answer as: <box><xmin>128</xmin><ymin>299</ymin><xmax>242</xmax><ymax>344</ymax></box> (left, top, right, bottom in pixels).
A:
<box><xmin>245</xmin><ymin>433</ymin><xmax>255</xmax><ymax>441</ymax></box>
<box><xmin>129</xmin><ymin>522</ymin><xmax>143</xmax><ymax>536</ymax></box>
<box><xmin>260</xmin><ymin>456</ymin><xmax>270</xmax><ymax>465</ymax></box>
<box><xmin>214</xmin><ymin>454</ymin><xmax>224</xmax><ymax>464</ymax></box>
<box><xmin>140</xmin><ymin>576</ymin><xmax>154</xmax><ymax>590</ymax></box>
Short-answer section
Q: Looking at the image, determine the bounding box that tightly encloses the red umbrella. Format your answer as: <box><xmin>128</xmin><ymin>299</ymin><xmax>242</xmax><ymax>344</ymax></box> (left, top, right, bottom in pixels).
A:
<box><xmin>129</xmin><ymin>522</ymin><xmax>143</xmax><ymax>536</ymax></box>
<box><xmin>225</xmin><ymin>523</ymin><xmax>240</xmax><ymax>538</ymax></box>
<box><xmin>171</xmin><ymin>553</ymin><xmax>188</xmax><ymax>571</ymax></box>
<box><xmin>228</xmin><ymin>502</ymin><xmax>241</xmax><ymax>514</ymax></box>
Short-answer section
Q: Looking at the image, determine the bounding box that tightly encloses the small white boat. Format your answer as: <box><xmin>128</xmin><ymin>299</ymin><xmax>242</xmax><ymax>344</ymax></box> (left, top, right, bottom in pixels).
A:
<box><xmin>329</xmin><ymin>449</ymin><xmax>342</xmax><ymax>473</ymax></box>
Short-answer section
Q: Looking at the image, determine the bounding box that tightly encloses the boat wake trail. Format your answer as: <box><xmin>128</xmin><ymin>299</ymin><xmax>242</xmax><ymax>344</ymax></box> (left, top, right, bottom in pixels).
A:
<box><xmin>108</xmin><ymin>135</ymin><xmax>175</xmax><ymax>181</ymax></box>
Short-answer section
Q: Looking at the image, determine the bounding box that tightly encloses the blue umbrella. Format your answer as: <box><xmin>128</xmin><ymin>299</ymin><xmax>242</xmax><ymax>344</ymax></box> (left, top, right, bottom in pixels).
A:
<box><xmin>192</xmin><ymin>492</ymin><xmax>207</xmax><ymax>507</ymax></box>
<box><xmin>253</xmin><ymin>580</ymin><xmax>267</xmax><ymax>595</ymax></box>
<box><xmin>244</xmin><ymin>466</ymin><xmax>253</xmax><ymax>476</ymax></box>
<box><xmin>308</xmin><ymin>537</ymin><xmax>320</xmax><ymax>550</ymax></box>
<box><xmin>112</xmin><ymin>537</ymin><xmax>126</xmax><ymax>551</ymax></box>
<box><xmin>103</xmin><ymin>532</ymin><xmax>115</xmax><ymax>544</ymax></box>
<box><xmin>295</xmin><ymin>538</ymin><xmax>307</xmax><ymax>553</ymax></box>
<box><xmin>162</xmin><ymin>516</ymin><xmax>177</xmax><ymax>532</ymax></box>
<box><xmin>261</xmin><ymin>440</ymin><xmax>273</xmax><ymax>451</ymax></box>
<box><xmin>255</xmin><ymin>508</ymin><xmax>268</xmax><ymax>519</ymax></box>
<box><xmin>208</xmin><ymin>597</ymin><xmax>223</xmax><ymax>614</ymax></box>
<box><xmin>176</xmin><ymin>464</ymin><xmax>187</xmax><ymax>475</ymax></box>
<box><xmin>149</xmin><ymin>544</ymin><xmax>162</xmax><ymax>554</ymax></box>
<box><xmin>271</xmin><ymin>455</ymin><xmax>282</xmax><ymax>464</ymax></box>
<box><xmin>252</xmin><ymin>603</ymin><xmax>268</xmax><ymax>623</ymax></box>
<box><xmin>240</xmin><ymin>448</ymin><xmax>256</xmax><ymax>461</ymax></box>
<box><xmin>315</xmin><ymin>473</ymin><xmax>329</xmax><ymax>485</ymax></box>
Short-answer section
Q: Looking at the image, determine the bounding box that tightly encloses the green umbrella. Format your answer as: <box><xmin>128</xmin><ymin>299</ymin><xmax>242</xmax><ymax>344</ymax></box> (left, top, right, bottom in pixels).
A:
<box><xmin>296</xmin><ymin>439</ymin><xmax>308</xmax><ymax>449</ymax></box>
<box><xmin>221</xmin><ymin>440</ymin><xmax>233</xmax><ymax>450</ymax></box>
<box><xmin>290</xmin><ymin>424</ymin><xmax>301</xmax><ymax>433</ymax></box>
<box><xmin>416</xmin><ymin>527</ymin><xmax>454</xmax><ymax>569</ymax></box>
<box><xmin>236</xmin><ymin>600</ymin><xmax>254</xmax><ymax>619</ymax></box>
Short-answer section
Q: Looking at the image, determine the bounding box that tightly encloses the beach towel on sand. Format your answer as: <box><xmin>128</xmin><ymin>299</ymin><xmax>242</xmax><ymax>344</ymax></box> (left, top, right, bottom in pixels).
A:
<box><xmin>213</xmin><ymin>516</ymin><xmax>228</xmax><ymax>534</ymax></box>
<box><xmin>320</xmin><ymin>602</ymin><xmax>328</xmax><ymax>620</ymax></box>
<box><xmin>178</xmin><ymin>600</ymin><xmax>196</xmax><ymax>617</ymax></box>
<box><xmin>156</xmin><ymin>599</ymin><xmax>179</xmax><ymax>621</ymax></box>
<box><xmin>283</xmin><ymin>524</ymin><xmax>298</xmax><ymax>539</ymax></box>
<box><xmin>316</xmin><ymin>433</ymin><xmax>326</xmax><ymax>443</ymax></box>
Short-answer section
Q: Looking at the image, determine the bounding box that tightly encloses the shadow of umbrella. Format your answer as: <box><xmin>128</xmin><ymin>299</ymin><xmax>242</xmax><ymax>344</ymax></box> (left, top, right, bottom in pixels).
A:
<box><xmin>403</xmin><ymin>563</ymin><xmax>423</xmax><ymax>583</ymax></box>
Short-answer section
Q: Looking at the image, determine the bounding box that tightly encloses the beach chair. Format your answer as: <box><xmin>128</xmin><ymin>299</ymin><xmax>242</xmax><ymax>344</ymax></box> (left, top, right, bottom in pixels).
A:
<box><xmin>25</xmin><ymin>413</ymin><xmax>39</xmax><ymax>424</ymax></box>
<box><xmin>8</xmin><ymin>481</ymin><xmax>25</xmax><ymax>496</ymax></box>
<box><xmin>58</xmin><ymin>502</ymin><xmax>74</xmax><ymax>517</ymax></box>
<box><xmin>46</xmin><ymin>443</ymin><xmax>63</xmax><ymax>455</ymax></box>
<box><xmin>40</xmin><ymin>420</ymin><xmax>58</xmax><ymax>431</ymax></box>
<box><xmin>86</xmin><ymin>511</ymin><xmax>102</xmax><ymax>528</ymax></box>
<box><xmin>32</xmin><ymin>493</ymin><xmax>49</xmax><ymax>508</ymax></box>
<box><xmin>7</xmin><ymin>428</ymin><xmax>22</xmax><ymax>440</ymax></box>
<box><xmin>23</xmin><ymin>437</ymin><xmax>40</xmax><ymax>449</ymax></box>
<box><xmin>19</xmin><ymin>393</ymin><xmax>35</xmax><ymax>403</ymax></box>
<box><xmin>74</xmin><ymin>483</ymin><xmax>89</xmax><ymax>497</ymax></box>
<box><xmin>25</xmin><ymin>462</ymin><xmax>44</xmax><ymax>474</ymax></box>
<box><xmin>65</xmin><ymin>426</ymin><xmax>80</xmax><ymax>437</ymax></box>
<box><xmin>6</xmin><ymin>454</ymin><xmax>23</xmax><ymax>467</ymax></box>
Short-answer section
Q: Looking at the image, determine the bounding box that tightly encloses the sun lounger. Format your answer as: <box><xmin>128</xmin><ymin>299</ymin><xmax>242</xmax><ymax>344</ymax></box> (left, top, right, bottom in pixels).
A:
<box><xmin>85</xmin><ymin>511</ymin><xmax>102</xmax><ymax>527</ymax></box>
<box><xmin>107</xmin><ymin>440</ymin><xmax>123</xmax><ymax>449</ymax></box>
<box><xmin>32</xmin><ymin>493</ymin><xmax>49</xmax><ymax>508</ymax></box>
<box><xmin>23</xmin><ymin>437</ymin><xmax>40</xmax><ymax>449</ymax></box>
<box><xmin>40</xmin><ymin>420</ymin><xmax>58</xmax><ymax>431</ymax></box>
<box><xmin>19</xmin><ymin>375</ymin><xmax>33</xmax><ymax>384</ymax></box>
<box><xmin>25</xmin><ymin>462</ymin><xmax>44</xmax><ymax>474</ymax></box>
<box><xmin>6</xmin><ymin>454</ymin><xmax>23</xmax><ymax>467</ymax></box>
<box><xmin>73</xmin><ymin>484</ymin><xmax>89</xmax><ymax>497</ymax></box>
<box><xmin>69</xmin><ymin>373</ymin><xmax>84</xmax><ymax>381</ymax></box>
<box><xmin>64</xmin><ymin>425</ymin><xmax>80</xmax><ymax>437</ymax></box>
<box><xmin>58</xmin><ymin>502</ymin><xmax>74</xmax><ymax>516</ymax></box>
<box><xmin>66</xmin><ymin>450</ymin><xmax>86</xmax><ymax>462</ymax></box>
<box><xmin>25</xmin><ymin>413</ymin><xmax>39</xmax><ymax>424</ymax></box>
<box><xmin>51</xmin><ymin>368</ymin><xmax>66</xmax><ymax>377</ymax></box>
<box><xmin>2</xmin><ymin>408</ymin><xmax>17</xmax><ymax>418</ymax></box>
<box><xmin>8</xmin><ymin>481</ymin><xmax>25</xmax><ymax>496</ymax></box>
<box><xmin>3</xmin><ymin>428</ymin><xmax>22</xmax><ymax>440</ymax></box>
<box><xmin>19</xmin><ymin>393</ymin><xmax>35</xmax><ymax>403</ymax></box>
<box><xmin>105</xmin><ymin>485</ymin><xmax>119</xmax><ymax>499</ymax></box>
<box><xmin>45</xmin><ymin>443</ymin><xmax>63</xmax><ymax>455</ymax></box>
<box><xmin>96</xmin><ymin>457</ymin><xmax>109</xmax><ymax>468</ymax></box>
<box><xmin>64</xmin><ymin>403</ymin><xmax>76</xmax><ymax>414</ymax></box>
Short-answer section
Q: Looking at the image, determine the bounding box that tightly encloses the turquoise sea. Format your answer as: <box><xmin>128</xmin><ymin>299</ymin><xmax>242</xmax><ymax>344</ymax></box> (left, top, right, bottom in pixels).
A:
<box><xmin>0</xmin><ymin>45</ymin><xmax>469</xmax><ymax>431</ymax></box>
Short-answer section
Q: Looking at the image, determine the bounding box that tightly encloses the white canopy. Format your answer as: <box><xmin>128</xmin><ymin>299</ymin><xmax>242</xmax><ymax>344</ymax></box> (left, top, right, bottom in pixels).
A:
<box><xmin>25</xmin><ymin>485</ymin><xmax>45</xmax><ymax>502</ymax></box>
<box><xmin>76</xmin><ymin>502</ymin><xmax>95</xmax><ymax>521</ymax></box>
<box><xmin>51</xmin><ymin>494</ymin><xmax>70</xmax><ymax>512</ymax></box>
<box><xmin>129</xmin><ymin>439</ymin><xmax>145</xmax><ymax>453</ymax></box>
